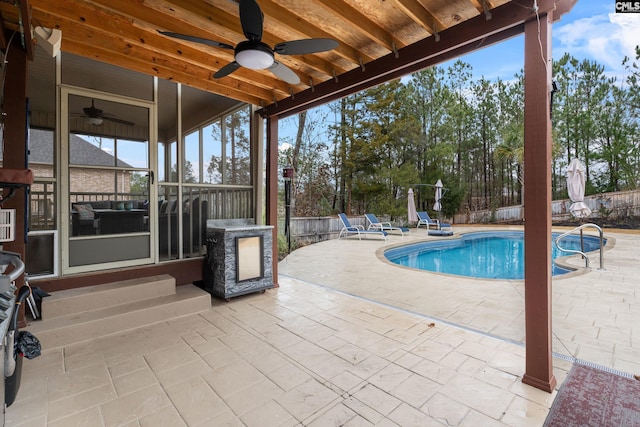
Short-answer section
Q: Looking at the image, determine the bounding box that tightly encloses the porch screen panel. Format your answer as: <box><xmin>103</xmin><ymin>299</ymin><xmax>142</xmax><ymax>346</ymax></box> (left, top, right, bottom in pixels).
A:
<box><xmin>67</xmin><ymin>92</ymin><xmax>153</xmax><ymax>270</ymax></box>
<box><xmin>224</xmin><ymin>107</ymin><xmax>251</xmax><ymax>185</ymax></box>
<box><xmin>203</xmin><ymin>121</ymin><xmax>222</xmax><ymax>184</ymax></box>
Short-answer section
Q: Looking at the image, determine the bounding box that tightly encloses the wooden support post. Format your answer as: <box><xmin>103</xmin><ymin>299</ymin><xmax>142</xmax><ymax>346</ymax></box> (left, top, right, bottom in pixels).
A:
<box><xmin>266</xmin><ymin>116</ymin><xmax>279</xmax><ymax>286</ymax></box>
<box><xmin>2</xmin><ymin>42</ymin><xmax>29</xmax><ymax>263</ymax></box>
<box><xmin>522</xmin><ymin>11</ymin><xmax>557</xmax><ymax>393</ymax></box>
<box><xmin>2</xmin><ymin>41</ymin><xmax>29</xmax><ymax>327</ymax></box>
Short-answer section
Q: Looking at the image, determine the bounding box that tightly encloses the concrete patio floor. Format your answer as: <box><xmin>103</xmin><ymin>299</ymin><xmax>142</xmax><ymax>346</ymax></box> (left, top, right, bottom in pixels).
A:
<box><xmin>5</xmin><ymin>225</ymin><xmax>636</xmax><ymax>426</ymax></box>
<box><xmin>279</xmin><ymin>225</ymin><xmax>640</xmax><ymax>376</ymax></box>
<box><xmin>6</xmin><ymin>283</ymin><xmax>569</xmax><ymax>427</ymax></box>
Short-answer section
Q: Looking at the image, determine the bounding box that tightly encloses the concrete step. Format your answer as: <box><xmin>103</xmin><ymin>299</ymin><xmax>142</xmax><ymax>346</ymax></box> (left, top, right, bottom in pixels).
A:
<box><xmin>41</xmin><ymin>274</ymin><xmax>177</xmax><ymax>319</ymax></box>
<box><xmin>27</xmin><ymin>283</ymin><xmax>212</xmax><ymax>351</ymax></box>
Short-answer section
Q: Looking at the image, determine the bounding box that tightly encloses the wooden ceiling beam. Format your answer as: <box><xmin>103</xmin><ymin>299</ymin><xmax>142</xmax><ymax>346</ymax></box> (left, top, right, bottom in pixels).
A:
<box><xmin>31</xmin><ymin>0</ymin><xmax>301</xmax><ymax>95</ymax></box>
<box><xmin>62</xmin><ymin>38</ymin><xmax>268</xmax><ymax>106</ymax></box>
<box><xmin>100</xmin><ymin>0</ymin><xmax>299</xmax><ymax>94</ymax></box>
<box><xmin>20</xmin><ymin>0</ymin><xmax>570</xmax><ymax>109</ymax></box>
<box><xmin>394</xmin><ymin>0</ymin><xmax>446</xmax><ymax>36</ymax></box>
<box><xmin>313</xmin><ymin>0</ymin><xmax>405</xmax><ymax>53</ymax></box>
<box><xmin>30</xmin><ymin>0</ymin><xmax>297</xmax><ymax>100</ymax></box>
<box><xmin>468</xmin><ymin>0</ymin><xmax>497</xmax><ymax>16</ymax></box>
<box><xmin>0</xmin><ymin>0</ymin><xmax>35</xmax><ymax>57</ymax></box>
<box><xmin>142</xmin><ymin>0</ymin><xmax>243</xmax><ymax>47</ymax></box>
<box><xmin>260</xmin><ymin>0</ymin><xmax>560</xmax><ymax>118</ymax></box>
<box><xmin>31</xmin><ymin>6</ymin><xmax>280</xmax><ymax>104</ymax></box>
<box><xmin>19</xmin><ymin>0</ymin><xmax>34</xmax><ymax>59</ymax></box>
<box><xmin>257</xmin><ymin>0</ymin><xmax>368</xmax><ymax>65</ymax></box>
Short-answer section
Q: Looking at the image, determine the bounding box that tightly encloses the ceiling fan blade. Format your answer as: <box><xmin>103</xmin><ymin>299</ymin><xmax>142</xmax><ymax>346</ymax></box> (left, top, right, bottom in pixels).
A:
<box><xmin>269</xmin><ymin>61</ymin><xmax>300</xmax><ymax>85</ymax></box>
<box><xmin>103</xmin><ymin>116</ymin><xmax>135</xmax><ymax>126</ymax></box>
<box><xmin>214</xmin><ymin>61</ymin><xmax>241</xmax><ymax>79</ymax></box>
<box><xmin>239</xmin><ymin>0</ymin><xmax>263</xmax><ymax>42</ymax></box>
<box><xmin>159</xmin><ymin>31</ymin><xmax>234</xmax><ymax>50</ymax></box>
<box><xmin>274</xmin><ymin>38</ymin><xmax>339</xmax><ymax>55</ymax></box>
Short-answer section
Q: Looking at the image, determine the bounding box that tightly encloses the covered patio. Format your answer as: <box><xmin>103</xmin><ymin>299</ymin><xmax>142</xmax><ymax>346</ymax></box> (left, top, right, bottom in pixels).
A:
<box><xmin>1</xmin><ymin>0</ymin><xmax>577</xmax><ymax>403</ymax></box>
<box><xmin>6</xmin><ymin>271</ymin><xmax>569</xmax><ymax>426</ymax></box>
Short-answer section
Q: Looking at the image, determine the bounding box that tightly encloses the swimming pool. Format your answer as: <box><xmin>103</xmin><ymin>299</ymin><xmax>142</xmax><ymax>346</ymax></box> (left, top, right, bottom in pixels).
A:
<box><xmin>384</xmin><ymin>231</ymin><xmax>605</xmax><ymax>280</ymax></box>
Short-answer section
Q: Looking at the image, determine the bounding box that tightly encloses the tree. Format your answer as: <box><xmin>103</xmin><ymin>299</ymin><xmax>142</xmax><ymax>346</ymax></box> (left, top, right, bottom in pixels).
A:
<box><xmin>494</xmin><ymin>74</ymin><xmax>524</xmax><ymax>207</ymax></box>
<box><xmin>279</xmin><ymin>110</ymin><xmax>336</xmax><ymax>216</ymax></box>
<box><xmin>129</xmin><ymin>172</ymin><xmax>149</xmax><ymax>196</ymax></box>
<box><xmin>406</xmin><ymin>67</ymin><xmax>455</xmax><ymax>210</ymax></box>
<box><xmin>169</xmin><ymin>161</ymin><xmax>196</xmax><ymax>183</ymax></box>
<box><xmin>274</xmin><ymin>50</ymin><xmax>640</xmax><ymax>225</ymax></box>
<box><xmin>470</xmin><ymin>77</ymin><xmax>500</xmax><ymax>208</ymax></box>
<box><xmin>444</xmin><ymin>61</ymin><xmax>474</xmax><ymax>178</ymax></box>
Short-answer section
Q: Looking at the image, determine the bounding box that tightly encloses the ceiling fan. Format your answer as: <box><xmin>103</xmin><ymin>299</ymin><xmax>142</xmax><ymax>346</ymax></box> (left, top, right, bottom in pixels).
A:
<box><xmin>78</xmin><ymin>100</ymin><xmax>135</xmax><ymax>126</ymax></box>
<box><xmin>159</xmin><ymin>0</ymin><xmax>338</xmax><ymax>85</ymax></box>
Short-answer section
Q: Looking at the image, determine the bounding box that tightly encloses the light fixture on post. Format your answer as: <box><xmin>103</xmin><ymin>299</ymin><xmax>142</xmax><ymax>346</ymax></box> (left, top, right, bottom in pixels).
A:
<box><xmin>234</xmin><ymin>41</ymin><xmax>274</xmax><ymax>70</ymax></box>
<box><xmin>282</xmin><ymin>165</ymin><xmax>294</xmax><ymax>253</ymax></box>
<box><xmin>34</xmin><ymin>26</ymin><xmax>62</xmax><ymax>57</ymax></box>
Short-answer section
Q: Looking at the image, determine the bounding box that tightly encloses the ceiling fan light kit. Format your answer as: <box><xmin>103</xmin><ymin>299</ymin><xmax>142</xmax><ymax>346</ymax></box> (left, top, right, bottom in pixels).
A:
<box><xmin>235</xmin><ymin>41</ymin><xmax>274</xmax><ymax>69</ymax></box>
<box><xmin>86</xmin><ymin>117</ymin><xmax>103</xmax><ymax>125</ymax></box>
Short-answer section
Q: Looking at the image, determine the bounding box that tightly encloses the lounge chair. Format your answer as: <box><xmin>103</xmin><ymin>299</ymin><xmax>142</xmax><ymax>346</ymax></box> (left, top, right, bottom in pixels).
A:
<box><xmin>416</xmin><ymin>211</ymin><xmax>441</xmax><ymax>230</ymax></box>
<box><xmin>364</xmin><ymin>213</ymin><xmax>407</xmax><ymax>236</ymax></box>
<box><xmin>338</xmin><ymin>213</ymin><xmax>387</xmax><ymax>240</ymax></box>
<box><xmin>416</xmin><ymin>211</ymin><xmax>453</xmax><ymax>235</ymax></box>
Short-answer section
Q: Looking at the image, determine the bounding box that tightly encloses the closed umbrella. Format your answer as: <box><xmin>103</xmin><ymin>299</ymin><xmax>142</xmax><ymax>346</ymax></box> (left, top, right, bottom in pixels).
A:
<box><xmin>407</xmin><ymin>188</ymin><xmax>418</xmax><ymax>222</ymax></box>
<box><xmin>567</xmin><ymin>158</ymin><xmax>591</xmax><ymax>218</ymax></box>
<box><xmin>433</xmin><ymin>179</ymin><xmax>443</xmax><ymax>212</ymax></box>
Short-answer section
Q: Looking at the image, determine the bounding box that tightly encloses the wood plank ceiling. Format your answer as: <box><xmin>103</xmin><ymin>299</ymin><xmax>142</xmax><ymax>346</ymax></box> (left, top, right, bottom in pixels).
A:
<box><xmin>1</xmin><ymin>0</ymin><xmax>576</xmax><ymax>115</ymax></box>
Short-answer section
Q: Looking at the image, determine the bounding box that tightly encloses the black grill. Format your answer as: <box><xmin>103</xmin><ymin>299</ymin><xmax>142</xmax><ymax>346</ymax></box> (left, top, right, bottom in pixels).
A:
<box><xmin>0</xmin><ymin>251</ymin><xmax>25</xmax><ymax>426</ymax></box>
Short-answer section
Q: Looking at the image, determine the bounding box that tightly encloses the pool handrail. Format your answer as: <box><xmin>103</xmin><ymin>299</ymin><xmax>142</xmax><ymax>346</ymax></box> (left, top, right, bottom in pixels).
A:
<box><xmin>554</xmin><ymin>223</ymin><xmax>604</xmax><ymax>270</ymax></box>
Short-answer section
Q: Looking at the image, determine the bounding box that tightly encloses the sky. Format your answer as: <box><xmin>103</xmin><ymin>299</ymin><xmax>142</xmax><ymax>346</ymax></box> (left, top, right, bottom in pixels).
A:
<box><xmin>439</xmin><ymin>0</ymin><xmax>640</xmax><ymax>82</ymax></box>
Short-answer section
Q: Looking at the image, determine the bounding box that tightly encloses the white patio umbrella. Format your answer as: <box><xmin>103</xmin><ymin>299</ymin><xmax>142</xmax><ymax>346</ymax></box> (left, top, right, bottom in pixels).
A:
<box><xmin>566</xmin><ymin>158</ymin><xmax>592</xmax><ymax>218</ymax></box>
<box><xmin>433</xmin><ymin>179</ymin><xmax>443</xmax><ymax>212</ymax></box>
<box><xmin>407</xmin><ymin>188</ymin><xmax>418</xmax><ymax>222</ymax></box>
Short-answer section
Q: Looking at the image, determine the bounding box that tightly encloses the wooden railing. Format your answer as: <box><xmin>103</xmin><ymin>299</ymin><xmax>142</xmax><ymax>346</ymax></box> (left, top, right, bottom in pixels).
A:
<box><xmin>29</xmin><ymin>186</ymin><xmax>254</xmax><ymax>232</ymax></box>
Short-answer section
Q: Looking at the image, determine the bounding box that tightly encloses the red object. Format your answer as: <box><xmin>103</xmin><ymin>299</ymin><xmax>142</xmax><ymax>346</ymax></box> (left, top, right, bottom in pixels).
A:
<box><xmin>0</xmin><ymin>168</ymin><xmax>34</xmax><ymax>186</ymax></box>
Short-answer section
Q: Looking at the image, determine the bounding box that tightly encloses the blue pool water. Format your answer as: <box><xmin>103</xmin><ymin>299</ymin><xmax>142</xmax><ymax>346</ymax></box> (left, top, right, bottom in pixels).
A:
<box><xmin>384</xmin><ymin>231</ymin><xmax>605</xmax><ymax>280</ymax></box>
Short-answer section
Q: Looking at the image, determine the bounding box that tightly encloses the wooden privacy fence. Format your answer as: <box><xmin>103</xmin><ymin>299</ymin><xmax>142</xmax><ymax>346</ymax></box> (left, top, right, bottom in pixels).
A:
<box><xmin>452</xmin><ymin>189</ymin><xmax>640</xmax><ymax>224</ymax></box>
<box><xmin>288</xmin><ymin>215</ymin><xmax>369</xmax><ymax>244</ymax></box>
<box><xmin>288</xmin><ymin>190</ymin><xmax>640</xmax><ymax>244</ymax></box>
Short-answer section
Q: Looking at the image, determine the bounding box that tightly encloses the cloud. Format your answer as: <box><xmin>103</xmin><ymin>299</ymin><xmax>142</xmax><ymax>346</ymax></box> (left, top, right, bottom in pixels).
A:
<box><xmin>279</xmin><ymin>142</ymin><xmax>292</xmax><ymax>151</ymax></box>
<box><xmin>554</xmin><ymin>12</ymin><xmax>640</xmax><ymax>73</ymax></box>
<box><xmin>609</xmin><ymin>13</ymin><xmax>640</xmax><ymax>60</ymax></box>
